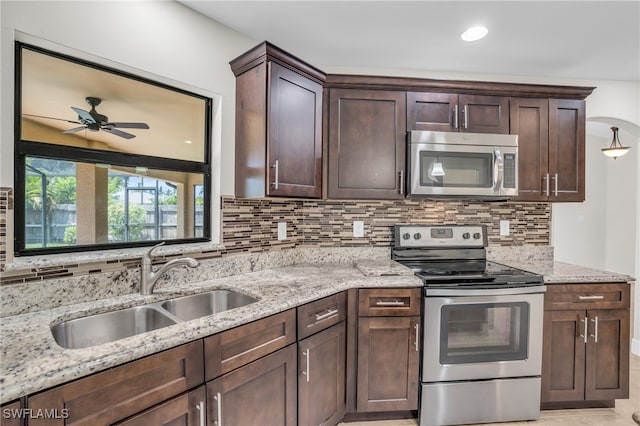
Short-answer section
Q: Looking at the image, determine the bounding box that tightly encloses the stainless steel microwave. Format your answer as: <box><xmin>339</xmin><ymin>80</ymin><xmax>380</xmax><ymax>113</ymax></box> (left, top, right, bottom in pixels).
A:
<box><xmin>408</xmin><ymin>130</ymin><xmax>518</xmax><ymax>199</ymax></box>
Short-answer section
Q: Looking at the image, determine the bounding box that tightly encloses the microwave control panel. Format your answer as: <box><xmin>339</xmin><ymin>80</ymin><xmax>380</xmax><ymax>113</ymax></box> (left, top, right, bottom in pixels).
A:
<box><xmin>503</xmin><ymin>153</ymin><xmax>516</xmax><ymax>189</ymax></box>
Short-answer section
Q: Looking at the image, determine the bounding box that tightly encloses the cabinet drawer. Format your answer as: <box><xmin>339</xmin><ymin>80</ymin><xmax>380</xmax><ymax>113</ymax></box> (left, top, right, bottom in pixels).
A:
<box><xmin>358</xmin><ymin>288</ymin><xmax>421</xmax><ymax>317</ymax></box>
<box><xmin>545</xmin><ymin>283</ymin><xmax>630</xmax><ymax>310</ymax></box>
<box><xmin>297</xmin><ymin>292</ymin><xmax>347</xmax><ymax>339</ymax></box>
<box><xmin>1</xmin><ymin>400</ymin><xmax>22</xmax><ymax>426</ymax></box>
<box><xmin>204</xmin><ymin>309</ymin><xmax>296</xmax><ymax>381</ymax></box>
<box><xmin>27</xmin><ymin>340</ymin><xmax>204</xmax><ymax>426</ymax></box>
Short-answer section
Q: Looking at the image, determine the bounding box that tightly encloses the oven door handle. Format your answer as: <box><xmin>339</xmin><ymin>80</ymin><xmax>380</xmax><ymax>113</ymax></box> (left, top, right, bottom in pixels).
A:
<box><xmin>493</xmin><ymin>148</ymin><xmax>504</xmax><ymax>194</ymax></box>
<box><xmin>424</xmin><ymin>285</ymin><xmax>546</xmax><ymax>297</ymax></box>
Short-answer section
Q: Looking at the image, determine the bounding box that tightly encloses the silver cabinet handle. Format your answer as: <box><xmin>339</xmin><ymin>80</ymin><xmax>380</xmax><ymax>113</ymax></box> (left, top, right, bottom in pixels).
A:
<box><xmin>302</xmin><ymin>348</ymin><xmax>310</xmax><ymax>383</ymax></box>
<box><xmin>551</xmin><ymin>172</ymin><xmax>558</xmax><ymax>196</ymax></box>
<box><xmin>376</xmin><ymin>300</ymin><xmax>406</xmax><ymax>306</ymax></box>
<box><xmin>542</xmin><ymin>173</ymin><xmax>550</xmax><ymax>197</ymax></box>
<box><xmin>453</xmin><ymin>104</ymin><xmax>459</xmax><ymax>129</ymax></box>
<box><xmin>591</xmin><ymin>316</ymin><xmax>599</xmax><ymax>343</ymax></box>
<box><xmin>271</xmin><ymin>160</ymin><xmax>279</xmax><ymax>189</ymax></box>
<box><xmin>414</xmin><ymin>323</ymin><xmax>419</xmax><ymax>352</ymax></box>
<box><xmin>214</xmin><ymin>392</ymin><xmax>223</xmax><ymax>426</ymax></box>
<box><xmin>314</xmin><ymin>309</ymin><xmax>338</xmax><ymax>322</ymax></box>
<box><xmin>463</xmin><ymin>105</ymin><xmax>469</xmax><ymax>129</ymax></box>
<box><xmin>399</xmin><ymin>170</ymin><xmax>404</xmax><ymax>195</ymax></box>
<box><xmin>580</xmin><ymin>317</ymin><xmax>588</xmax><ymax>344</ymax></box>
<box><xmin>196</xmin><ymin>400</ymin><xmax>205</xmax><ymax>426</ymax></box>
<box><xmin>578</xmin><ymin>295</ymin><xmax>605</xmax><ymax>300</ymax></box>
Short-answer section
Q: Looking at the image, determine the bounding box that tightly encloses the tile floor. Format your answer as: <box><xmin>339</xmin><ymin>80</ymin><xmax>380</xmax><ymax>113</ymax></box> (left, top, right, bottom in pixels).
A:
<box><xmin>340</xmin><ymin>354</ymin><xmax>640</xmax><ymax>426</ymax></box>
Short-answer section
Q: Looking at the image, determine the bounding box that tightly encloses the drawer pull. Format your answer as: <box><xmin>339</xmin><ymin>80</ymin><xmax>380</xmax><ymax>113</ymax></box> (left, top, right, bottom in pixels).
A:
<box><xmin>578</xmin><ymin>295</ymin><xmax>605</xmax><ymax>300</ymax></box>
<box><xmin>314</xmin><ymin>309</ymin><xmax>339</xmax><ymax>322</ymax></box>
<box><xmin>196</xmin><ymin>400</ymin><xmax>205</xmax><ymax>426</ymax></box>
<box><xmin>376</xmin><ymin>300</ymin><xmax>406</xmax><ymax>307</ymax></box>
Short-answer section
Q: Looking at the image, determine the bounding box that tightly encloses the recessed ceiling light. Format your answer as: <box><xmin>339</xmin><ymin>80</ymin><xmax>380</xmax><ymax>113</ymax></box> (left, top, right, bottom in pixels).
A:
<box><xmin>461</xmin><ymin>26</ymin><xmax>488</xmax><ymax>42</ymax></box>
<box><xmin>185</xmin><ymin>140</ymin><xmax>192</xmax><ymax>144</ymax></box>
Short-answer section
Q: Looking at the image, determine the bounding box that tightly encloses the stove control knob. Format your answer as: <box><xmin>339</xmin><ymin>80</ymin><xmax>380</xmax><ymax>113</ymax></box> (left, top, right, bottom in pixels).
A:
<box><xmin>473</xmin><ymin>232</ymin><xmax>482</xmax><ymax>240</ymax></box>
<box><xmin>462</xmin><ymin>232</ymin><xmax>471</xmax><ymax>239</ymax></box>
<box><xmin>413</xmin><ymin>232</ymin><xmax>422</xmax><ymax>240</ymax></box>
<box><xmin>402</xmin><ymin>233</ymin><xmax>411</xmax><ymax>240</ymax></box>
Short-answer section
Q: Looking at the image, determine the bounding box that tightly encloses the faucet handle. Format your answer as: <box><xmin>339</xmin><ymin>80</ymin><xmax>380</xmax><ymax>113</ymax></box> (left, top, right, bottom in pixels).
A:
<box><xmin>143</xmin><ymin>242</ymin><xmax>165</xmax><ymax>263</ymax></box>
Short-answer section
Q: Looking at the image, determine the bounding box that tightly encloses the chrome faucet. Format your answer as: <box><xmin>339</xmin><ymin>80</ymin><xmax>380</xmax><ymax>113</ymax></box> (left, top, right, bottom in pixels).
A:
<box><xmin>140</xmin><ymin>242</ymin><xmax>200</xmax><ymax>295</ymax></box>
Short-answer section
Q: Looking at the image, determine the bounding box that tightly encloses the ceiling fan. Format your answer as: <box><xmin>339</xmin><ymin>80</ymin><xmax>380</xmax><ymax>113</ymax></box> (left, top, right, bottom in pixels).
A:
<box><xmin>24</xmin><ymin>96</ymin><xmax>150</xmax><ymax>139</ymax></box>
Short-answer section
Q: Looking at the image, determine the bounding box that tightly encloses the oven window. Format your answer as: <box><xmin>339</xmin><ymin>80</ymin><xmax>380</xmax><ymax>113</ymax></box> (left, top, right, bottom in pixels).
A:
<box><xmin>419</xmin><ymin>151</ymin><xmax>493</xmax><ymax>188</ymax></box>
<box><xmin>439</xmin><ymin>302</ymin><xmax>529</xmax><ymax>364</ymax></box>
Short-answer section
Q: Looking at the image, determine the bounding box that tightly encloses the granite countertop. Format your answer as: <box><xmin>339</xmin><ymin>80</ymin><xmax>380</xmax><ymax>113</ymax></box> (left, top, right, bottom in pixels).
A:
<box><xmin>500</xmin><ymin>260</ymin><xmax>635</xmax><ymax>284</ymax></box>
<box><xmin>0</xmin><ymin>256</ymin><xmax>634</xmax><ymax>404</ymax></box>
<box><xmin>0</xmin><ymin>260</ymin><xmax>421</xmax><ymax>403</ymax></box>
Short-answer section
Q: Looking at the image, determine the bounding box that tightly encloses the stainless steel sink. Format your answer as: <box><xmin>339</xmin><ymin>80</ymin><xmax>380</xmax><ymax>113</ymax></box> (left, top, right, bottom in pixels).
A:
<box><xmin>51</xmin><ymin>306</ymin><xmax>178</xmax><ymax>349</ymax></box>
<box><xmin>161</xmin><ymin>290</ymin><xmax>258</xmax><ymax>321</ymax></box>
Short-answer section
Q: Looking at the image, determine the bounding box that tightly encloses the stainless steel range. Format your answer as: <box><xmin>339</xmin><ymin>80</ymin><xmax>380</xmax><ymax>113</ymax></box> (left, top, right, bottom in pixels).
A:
<box><xmin>392</xmin><ymin>224</ymin><xmax>546</xmax><ymax>426</ymax></box>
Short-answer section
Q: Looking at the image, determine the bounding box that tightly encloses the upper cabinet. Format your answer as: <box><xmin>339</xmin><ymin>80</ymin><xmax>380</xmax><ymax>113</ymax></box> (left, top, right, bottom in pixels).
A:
<box><xmin>326</xmin><ymin>89</ymin><xmax>406</xmax><ymax>199</ymax></box>
<box><xmin>511</xmin><ymin>98</ymin><xmax>586</xmax><ymax>202</ymax></box>
<box><xmin>231</xmin><ymin>42</ymin><xmax>325</xmax><ymax>198</ymax></box>
<box><xmin>407</xmin><ymin>92</ymin><xmax>509</xmax><ymax>134</ymax></box>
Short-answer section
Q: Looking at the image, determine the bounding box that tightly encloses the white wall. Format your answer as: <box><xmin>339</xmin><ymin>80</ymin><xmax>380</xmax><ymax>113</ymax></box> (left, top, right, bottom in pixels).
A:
<box><xmin>0</xmin><ymin>0</ymin><xmax>256</xmax><ymax>196</ymax></box>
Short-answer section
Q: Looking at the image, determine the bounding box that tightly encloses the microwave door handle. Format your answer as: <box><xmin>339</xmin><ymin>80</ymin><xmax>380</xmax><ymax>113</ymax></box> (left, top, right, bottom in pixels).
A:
<box><xmin>493</xmin><ymin>148</ymin><xmax>504</xmax><ymax>193</ymax></box>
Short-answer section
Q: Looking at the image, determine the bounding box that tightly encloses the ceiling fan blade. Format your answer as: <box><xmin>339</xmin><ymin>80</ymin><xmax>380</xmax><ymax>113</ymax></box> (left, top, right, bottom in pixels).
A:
<box><xmin>71</xmin><ymin>107</ymin><xmax>96</xmax><ymax>124</ymax></box>
<box><xmin>106</xmin><ymin>122</ymin><xmax>150</xmax><ymax>129</ymax></box>
<box><xmin>63</xmin><ymin>126</ymin><xmax>87</xmax><ymax>134</ymax></box>
<box><xmin>102</xmin><ymin>127</ymin><xmax>136</xmax><ymax>139</ymax></box>
<box><xmin>23</xmin><ymin>113</ymin><xmax>82</xmax><ymax>125</ymax></box>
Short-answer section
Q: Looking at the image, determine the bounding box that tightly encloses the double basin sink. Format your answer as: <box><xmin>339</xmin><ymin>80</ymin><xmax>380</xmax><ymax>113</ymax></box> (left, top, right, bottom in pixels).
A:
<box><xmin>51</xmin><ymin>290</ymin><xmax>258</xmax><ymax>350</ymax></box>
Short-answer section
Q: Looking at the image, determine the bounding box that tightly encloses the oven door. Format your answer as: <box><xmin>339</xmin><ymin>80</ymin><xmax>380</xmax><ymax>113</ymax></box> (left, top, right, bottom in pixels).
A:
<box><xmin>422</xmin><ymin>291</ymin><xmax>544</xmax><ymax>382</ymax></box>
<box><xmin>409</xmin><ymin>142</ymin><xmax>518</xmax><ymax>198</ymax></box>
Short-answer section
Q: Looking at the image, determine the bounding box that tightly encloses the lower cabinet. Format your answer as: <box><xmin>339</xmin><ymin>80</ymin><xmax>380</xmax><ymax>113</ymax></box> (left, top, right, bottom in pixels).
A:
<box><xmin>1</xmin><ymin>400</ymin><xmax>23</xmax><ymax>426</ymax></box>
<box><xmin>541</xmin><ymin>283</ymin><xmax>630</xmax><ymax>406</ymax></box>
<box><xmin>206</xmin><ymin>344</ymin><xmax>298</xmax><ymax>426</ymax></box>
<box><xmin>116</xmin><ymin>387</ymin><xmax>206</xmax><ymax>426</ymax></box>
<box><xmin>298</xmin><ymin>322</ymin><xmax>346</xmax><ymax>426</ymax></box>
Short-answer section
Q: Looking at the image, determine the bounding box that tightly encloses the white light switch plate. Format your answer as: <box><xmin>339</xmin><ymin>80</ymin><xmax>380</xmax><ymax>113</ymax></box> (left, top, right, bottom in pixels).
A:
<box><xmin>277</xmin><ymin>222</ymin><xmax>287</xmax><ymax>240</ymax></box>
<box><xmin>353</xmin><ymin>221</ymin><xmax>364</xmax><ymax>238</ymax></box>
<box><xmin>500</xmin><ymin>220</ymin><xmax>510</xmax><ymax>236</ymax></box>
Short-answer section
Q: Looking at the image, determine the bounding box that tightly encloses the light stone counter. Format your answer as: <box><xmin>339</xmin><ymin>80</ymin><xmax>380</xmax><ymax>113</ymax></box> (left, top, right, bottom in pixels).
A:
<box><xmin>0</xmin><ymin>260</ymin><xmax>421</xmax><ymax>403</ymax></box>
<box><xmin>500</xmin><ymin>260</ymin><xmax>634</xmax><ymax>284</ymax></box>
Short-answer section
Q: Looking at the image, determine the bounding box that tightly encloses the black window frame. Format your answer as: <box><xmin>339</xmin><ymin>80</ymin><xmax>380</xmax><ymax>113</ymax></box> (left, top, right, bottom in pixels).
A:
<box><xmin>14</xmin><ymin>42</ymin><xmax>212</xmax><ymax>256</ymax></box>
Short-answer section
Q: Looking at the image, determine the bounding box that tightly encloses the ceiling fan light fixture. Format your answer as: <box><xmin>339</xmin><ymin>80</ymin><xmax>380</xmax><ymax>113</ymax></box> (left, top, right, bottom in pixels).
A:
<box><xmin>461</xmin><ymin>26</ymin><xmax>488</xmax><ymax>42</ymax></box>
<box><xmin>602</xmin><ymin>126</ymin><xmax>630</xmax><ymax>159</ymax></box>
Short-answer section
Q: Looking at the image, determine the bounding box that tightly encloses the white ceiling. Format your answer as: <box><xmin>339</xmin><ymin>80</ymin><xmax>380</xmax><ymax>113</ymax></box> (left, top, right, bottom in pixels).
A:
<box><xmin>180</xmin><ymin>0</ymin><xmax>640</xmax><ymax>81</ymax></box>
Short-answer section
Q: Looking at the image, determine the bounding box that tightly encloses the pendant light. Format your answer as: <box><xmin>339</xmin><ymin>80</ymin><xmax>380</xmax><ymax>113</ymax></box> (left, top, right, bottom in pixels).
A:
<box><xmin>602</xmin><ymin>126</ymin><xmax>630</xmax><ymax>159</ymax></box>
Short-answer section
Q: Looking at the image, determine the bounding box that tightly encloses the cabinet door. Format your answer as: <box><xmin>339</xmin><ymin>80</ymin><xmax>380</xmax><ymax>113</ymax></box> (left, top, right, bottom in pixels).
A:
<box><xmin>1</xmin><ymin>400</ymin><xmax>23</xmax><ymax>426</ymax></box>
<box><xmin>28</xmin><ymin>341</ymin><xmax>204</xmax><ymax>426</ymax></box>
<box><xmin>206</xmin><ymin>344</ymin><xmax>297</xmax><ymax>426</ymax></box>
<box><xmin>541</xmin><ymin>310</ymin><xmax>586</xmax><ymax>402</ymax></box>
<box><xmin>548</xmin><ymin>99</ymin><xmax>585</xmax><ymax>202</ymax></box>
<box><xmin>268</xmin><ymin>62</ymin><xmax>322</xmax><ymax>198</ymax></box>
<box><xmin>459</xmin><ymin>95</ymin><xmax>510</xmax><ymax>134</ymax></box>
<box><xmin>407</xmin><ymin>92</ymin><xmax>457</xmax><ymax>131</ymax></box>
<box><xmin>510</xmin><ymin>98</ymin><xmax>549</xmax><ymax>201</ymax></box>
<box><xmin>327</xmin><ymin>89</ymin><xmax>406</xmax><ymax>199</ymax></box>
<box><xmin>357</xmin><ymin>316</ymin><xmax>420</xmax><ymax>412</ymax></box>
<box><xmin>585</xmin><ymin>309</ymin><xmax>630</xmax><ymax>401</ymax></box>
<box><xmin>117</xmin><ymin>387</ymin><xmax>206</xmax><ymax>426</ymax></box>
<box><xmin>298</xmin><ymin>322</ymin><xmax>346</xmax><ymax>426</ymax></box>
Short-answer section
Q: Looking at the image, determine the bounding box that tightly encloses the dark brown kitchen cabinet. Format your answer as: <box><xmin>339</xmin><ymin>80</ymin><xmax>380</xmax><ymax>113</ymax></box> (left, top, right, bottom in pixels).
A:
<box><xmin>206</xmin><ymin>344</ymin><xmax>298</xmax><ymax>426</ymax></box>
<box><xmin>541</xmin><ymin>283</ymin><xmax>630</xmax><ymax>407</ymax></box>
<box><xmin>231</xmin><ymin>42</ymin><xmax>325</xmax><ymax>198</ymax></box>
<box><xmin>297</xmin><ymin>293</ymin><xmax>347</xmax><ymax>426</ymax></box>
<box><xmin>407</xmin><ymin>92</ymin><xmax>509</xmax><ymax>134</ymax></box>
<box><xmin>511</xmin><ymin>98</ymin><xmax>585</xmax><ymax>202</ymax></box>
<box><xmin>1</xmin><ymin>400</ymin><xmax>23</xmax><ymax>426</ymax></box>
<box><xmin>27</xmin><ymin>341</ymin><xmax>204</xmax><ymax>425</ymax></box>
<box><xmin>298</xmin><ymin>323</ymin><xmax>346</xmax><ymax>426</ymax></box>
<box><xmin>356</xmin><ymin>288</ymin><xmax>421</xmax><ymax>412</ymax></box>
<box><xmin>327</xmin><ymin>89</ymin><xmax>406</xmax><ymax>199</ymax></box>
<box><xmin>116</xmin><ymin>387</ymin><xmax>206</xmax><ymax>426</ymax></box>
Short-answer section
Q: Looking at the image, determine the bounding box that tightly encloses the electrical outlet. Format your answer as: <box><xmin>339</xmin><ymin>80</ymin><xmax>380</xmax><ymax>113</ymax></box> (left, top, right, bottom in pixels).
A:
<box><xmin>353</xmin><ymin>221</ymin><xmax>364</xmax><ymax>238</ymax></box>
<box><xmin>499</xmin><ymin>220</ymin><xmax>510</xmax><ymax>236</ymax></box>
<box><xmin>277</xmin><ymin>222</ymin><xmax>287</xmax><ymax>241</ymax></box>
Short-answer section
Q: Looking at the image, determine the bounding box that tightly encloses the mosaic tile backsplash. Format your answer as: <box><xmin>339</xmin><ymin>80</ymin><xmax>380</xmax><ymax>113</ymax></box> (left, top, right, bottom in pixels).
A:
<box><xmin>0</xmin><ymin>195</ymin><xmax>550</xmax><ymax>286</ymax></box>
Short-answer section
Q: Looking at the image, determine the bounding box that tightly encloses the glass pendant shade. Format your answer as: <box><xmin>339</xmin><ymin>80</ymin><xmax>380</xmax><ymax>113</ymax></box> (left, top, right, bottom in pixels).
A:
<box><xmin>602</xmin><ymin>126</ymin><xmax>630</xmax><ymax>159</ymax></box>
